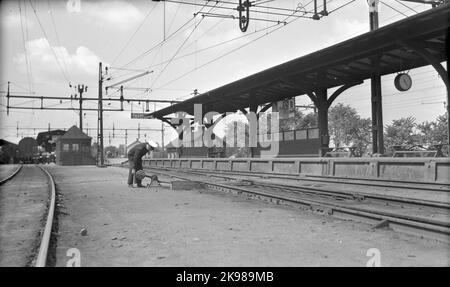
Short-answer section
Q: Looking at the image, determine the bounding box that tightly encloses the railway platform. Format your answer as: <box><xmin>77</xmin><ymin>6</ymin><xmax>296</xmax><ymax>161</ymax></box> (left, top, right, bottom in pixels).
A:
<box><xmin>38</xmin><ymin>165</ymin><xmax>449</xmax><ymax>266</ymax></box>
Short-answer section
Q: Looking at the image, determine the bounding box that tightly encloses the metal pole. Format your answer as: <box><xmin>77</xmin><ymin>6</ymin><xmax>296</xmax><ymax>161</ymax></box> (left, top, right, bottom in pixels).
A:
<box><xmin>138</xmin><ymin>123</ymin><xmax>140</xmax><ymax>139</ymax></box>
<box><xmin>6</xmin><ymin>81</ymin><xmax>10</xmax><ymax>116</ymax></box>
<box><xmin>161</xmin><ymin>121</ymin><xmax>165</xmax><ymax>151</ymax></box>
<box><xmin>369</xmin><ymin>0</ymin><xmax>384</xmax><ymax>155</ymax></box>
<box><xmin>78</xmin><ymin>85</ymin><xmax>83</xmax><ymax>132</ymax></box>
<box><xmin>98</xmin><ymin>62</ymin><xmax>105</xmax><ymax>166</ymax></box>
<box><xmin>125</xmin><ymin>129</ymin><xmax>128</xmax><ymax>156</ymax></box>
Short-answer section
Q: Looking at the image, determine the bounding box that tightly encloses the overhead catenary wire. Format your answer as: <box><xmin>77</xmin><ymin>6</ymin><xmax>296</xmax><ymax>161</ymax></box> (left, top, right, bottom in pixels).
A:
<box><xmin>18</xmin><ymin>0</ymin><xmax>34</xmax><ymax>93</ymax></box>
<box><xmin>111</xmin><ymin>0</ymin><xmax>325</xmax><ymax>75</ymax></box>
<box><xmin>28</xmin><ymin>0</ymin><xmax>71</xmax><ymax>84</ymax></box>
<box><xmin>394</xmin><ymin>0</ymin><xmax>418</xmax><ymax>14</ymax></box>
<box><xmin>23</xmin><ymin>0</ymin><xmax>34</xmax><ymax>93</ymax></box>
<box><xmin>154</xmin><ymin>3</ymin><xmax>316</xmax><ymax>90</ymax></box>
<box><xmin>163</xmin><ymin>0</ymin><xmax>313</xmax><ymax>18</ymax></box>
<box><xmin>150</xmin><ymin>2</ymin><xmax>218</xmax><ymax>89</ymax></box>
<box><xmin>380</xmin><ymin>0</ymin><xmax>409</xmax><ymax>17</ymax></box>
<box><xmin>110</xmin><ymin>3</ymin><xmax>159</xmax><ymax>67</ymax></box>
<box><xmin>47</xmin><ymin>0</ymin><xmax>71</xmax><ymax>83</ymax></box>
<box><xmin>112</xmin><ymin>15</ymin><xmax>199</xmax><ymax>72</ymax></box>
<box><xmin>142</xmin><ymin>21</ymin><xmax>280</xmax><ymax>71</ymax></box>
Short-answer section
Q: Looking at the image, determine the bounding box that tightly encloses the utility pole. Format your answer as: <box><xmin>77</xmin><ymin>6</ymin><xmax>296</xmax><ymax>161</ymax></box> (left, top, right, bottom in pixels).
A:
<box><xmin>75</xmin><ymin>84</ymin><xmax>87</xmax><ymax>132</ymax></box>
<box><xmin>125</xmin><ymin>129</ymin><xmax>128</xmax><ymax>156</ymax></box>
<box><xmin>161</xmin><ymin>121</ymin><xmax>165</xmax><ymax>151</ymax></box>
<box><xmin>368</xmin><ymin>0</ymin><xmax>384</xmax><ymax>155</ymax></box>
<box><xmin>6</xmin><ymin>82</ymin><xmax>10</xmax><ymax>116</ymax></box>
<box><xmin>138</xmin><ymin>123</ymin><xmax>140</xmax><ymax>139</ymax></box>
<box><xmin>98</xmin><ymin>62</ymin><xmax>105</xmax><ymax>166</ymax></box>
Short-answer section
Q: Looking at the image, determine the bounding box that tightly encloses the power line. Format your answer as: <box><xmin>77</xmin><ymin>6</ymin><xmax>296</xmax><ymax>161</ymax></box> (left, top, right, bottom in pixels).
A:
<box><xmin>112</xmin><ymin>15</ymin><xmax>198</xmax><ymax>72</ymax></box>
<box><xmin>380</xmin><ymin>0</ymin><xmax>409</xmax><ymax>17</ymax></box>
<box><xmin>28</xmin><ymin>0</ymin><xmax>71</xmax><ymax>84</ymax></box>
<box><xmin>150</xmin><ymin>2</ymin><xmax>215</xmax><ymax>89</ymax></box>
<box><xmin>154</xmin><ymin>6</ymin><xmax>309</xmax><ymax>90</ymax></box>
<box><xmin>143</xmin><ymin>22</ymin><xmax>279</xmax><ymax>72</ymax></box>
<box><xmin>110</xmin><ymin>3</ymin><xmax>158</xmax><ymax>67</ymax></box>
<box><xmin>394</xmin><ymin>0</ymin><xmax>418</xmax><ymax>13</ymax></box>
<box><xmin>47</xmin><ymin>0</ymin><xmax>71</xmax><ymax>83</ymax></box>
<box><xmin>18</xmin><ymin>0</ymin><xmax>33</xmax><ymax>93</ymax></box>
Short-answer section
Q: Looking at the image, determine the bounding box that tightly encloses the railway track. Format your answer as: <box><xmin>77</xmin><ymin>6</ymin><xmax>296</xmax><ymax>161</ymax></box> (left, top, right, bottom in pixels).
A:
<box><xmin>35</xmin><ymin>166</ymin><xmax>56</xmax><ymax>267</ymax></box>
<box><xmin>144</xmin><ymin>166</ymin><xmax>450</xmax><ymax>242</ymax></box>
<box><xmin>0</xmin><ymin>165</ymin><xmax>56</xmax><ymax>267</ymax></box>
<box><xmin>148</xmin><ymin>165</ymin><xmax>450</xmax><ymax>192</ymax></box>
<box><xmin>0</xmin><ymin>164</ymin><xmax>23</xmax><ymax>185</ymax></box>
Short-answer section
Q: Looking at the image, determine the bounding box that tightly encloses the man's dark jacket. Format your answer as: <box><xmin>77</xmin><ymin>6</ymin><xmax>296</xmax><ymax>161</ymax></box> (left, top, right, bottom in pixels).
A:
<box><xmin>127</xmin><ymin>143</ymin><xmax>150</xmax><ymax>170</ymax></box>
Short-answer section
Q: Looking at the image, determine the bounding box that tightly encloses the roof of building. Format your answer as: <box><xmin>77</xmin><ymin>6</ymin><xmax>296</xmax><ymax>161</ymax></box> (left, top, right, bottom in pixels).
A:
<box><xmin>149</xmin><ymin>5</ymin><xmax>449</xmax><ymax>118</ymax></box>
<box><xmin>0</xmin><ymin>139</ymin><xmax>18</xmax><ymax>147</ymax></box>
<box><xmin>58</xmin><ymin>126</ymin><xmax>91</xmax><ymax>140</ymax></box>
<box><xmin>127</xmin><ymin>139</ymin><xmax>142</xmax><ymax>150</ymax></box>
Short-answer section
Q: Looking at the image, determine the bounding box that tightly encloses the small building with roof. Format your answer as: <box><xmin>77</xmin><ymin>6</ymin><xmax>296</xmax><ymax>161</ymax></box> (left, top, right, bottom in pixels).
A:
<box><xmin>55</xmin><ymin>125</ymin><xmax>95</xmax><ymax>165</ymax></box>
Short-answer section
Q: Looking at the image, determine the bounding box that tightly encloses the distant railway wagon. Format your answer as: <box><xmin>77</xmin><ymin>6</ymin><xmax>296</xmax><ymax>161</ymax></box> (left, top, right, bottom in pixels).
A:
<box><xmin>18</xmin><ymin>137</ymin><xmax>39</xmax><ymax>163</ymax></box>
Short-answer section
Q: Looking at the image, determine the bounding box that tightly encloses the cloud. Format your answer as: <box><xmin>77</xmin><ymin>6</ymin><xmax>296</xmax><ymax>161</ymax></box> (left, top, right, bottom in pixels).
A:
<box><xmin>2</xmin><ymin>13</ymin><xmax>34</xmax><ymax>29</ymax></box>
<box><xmin>14</xmin><ymin>38</ymin><xmax>101</xmax><ymax>82</ymax></box>
<box><xmin>67</xmin><ymin>0</ymin><xmax>145</xmax><ymax>29</ymax></box>
<box><xmin>331</xmin><ymin>18</ymin><xmax>368</xmax><ymax>41</ymax></box>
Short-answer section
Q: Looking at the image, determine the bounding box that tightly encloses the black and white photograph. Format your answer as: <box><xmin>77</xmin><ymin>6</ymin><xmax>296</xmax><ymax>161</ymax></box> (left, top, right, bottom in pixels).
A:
<box><xmin>0</xmin><ymin>0</ymin><xmax>449</xmax><ymax>272</ymax></box>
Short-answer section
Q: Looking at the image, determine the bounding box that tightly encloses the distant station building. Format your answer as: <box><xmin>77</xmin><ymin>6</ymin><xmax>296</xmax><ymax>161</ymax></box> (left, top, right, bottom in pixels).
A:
<box><xmin>127</xmin><ymin>139</ymin><xmax>142</xmax><ymax>153</ymax></box>
<box><xmin>55</xmin><ymin>125</ymin><xmax>95</xmax><ymax>165</ymax></box>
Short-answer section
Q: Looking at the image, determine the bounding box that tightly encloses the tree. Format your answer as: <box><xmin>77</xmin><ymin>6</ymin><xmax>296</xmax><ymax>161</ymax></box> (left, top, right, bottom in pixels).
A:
<box><xmin>384</xmin><ymin>116</ymin><xmax>419</xmax><ymax>152</ymax></box>
<box><xmin>328</xmin><ymin>103</ymin><xmax>371</xmax><ymax>155</ymax></box>
<box><xmin>416</xmin><ymin>112</ymin><xmax>448</xmax><ymax>155</ymax></box>
<box><xmin>223</xmin><ymin>116</ymin><xmax>251</xmax><ymax>157</ymax></box>
<box><xmin>350</xmin><ymin>117</ymin><xmax>372</xmax><ymax>157</ymax></box>
<box><xmin>280</xmin><ymin>108</ymin><xmax>317</xmax><ymax>131</ymax></box>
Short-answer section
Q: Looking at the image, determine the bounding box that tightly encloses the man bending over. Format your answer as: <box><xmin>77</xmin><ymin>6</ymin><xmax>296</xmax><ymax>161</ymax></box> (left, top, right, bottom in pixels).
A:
<box><xmin>127</xmin><ymin>142</ymin><xmax>153</xmax><ymax>187</ymax></box>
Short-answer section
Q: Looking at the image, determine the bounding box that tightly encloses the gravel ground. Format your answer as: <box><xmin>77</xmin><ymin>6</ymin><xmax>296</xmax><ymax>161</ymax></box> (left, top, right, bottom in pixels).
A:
<box><xmin>48</xmin><ymin>165</ymin><xmax>450</xmax><ymax>267</ymax></box>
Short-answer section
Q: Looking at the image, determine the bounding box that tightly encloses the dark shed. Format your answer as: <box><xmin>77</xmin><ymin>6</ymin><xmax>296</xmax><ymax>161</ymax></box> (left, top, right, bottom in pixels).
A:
<box><xmin>55</xmin><ymin>126</ymin><xmax>95</xmax><ymax>165</ymax></box>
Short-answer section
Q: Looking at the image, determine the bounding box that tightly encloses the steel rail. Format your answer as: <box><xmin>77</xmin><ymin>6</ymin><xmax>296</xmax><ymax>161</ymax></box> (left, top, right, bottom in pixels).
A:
<box><xmin>143</xmin><ymin>166</ymin><xmax>450</xmax><ymax>242</ymax></box>
<box><xmin>0</xmin><ymin>165</ymin><xmax>22</xmax><ymax>185</ymax></box>
<box><xmin>35</xmin><ymin>166</ymin><xmax>56</xmax><ymax>267</ymax></box>
<box><xmin>205</xmin><ymin>182</ymin><xmax>450</xmax><ymax>242</ymax></box>
<box><xmin>146</xmin><ymin>164</ymin><xmax>450</xmax><ymax>192</ymax></box>
<box><xmin>157</xmin><ymin>167</ymin><xmax>450</xmax><ymax>209</ymax></box>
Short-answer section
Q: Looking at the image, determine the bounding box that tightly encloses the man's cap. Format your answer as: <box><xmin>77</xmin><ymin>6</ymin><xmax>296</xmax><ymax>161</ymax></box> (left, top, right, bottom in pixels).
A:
<box><xmin>145</xmin><ymin>140</ymin><xmax>157</xmax><ymax>150</ymax></box>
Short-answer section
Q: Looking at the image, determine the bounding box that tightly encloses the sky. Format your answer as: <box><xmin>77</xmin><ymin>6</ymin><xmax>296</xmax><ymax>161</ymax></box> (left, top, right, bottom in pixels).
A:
<box><xmin>0</xmin><ymin>0</ymin><xmax>447</xmax><ymax>147</ymax></box>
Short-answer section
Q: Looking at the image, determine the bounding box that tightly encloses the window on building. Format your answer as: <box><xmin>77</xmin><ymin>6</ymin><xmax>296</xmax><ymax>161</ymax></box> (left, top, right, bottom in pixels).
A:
<box><xmin>63</xmin><ymin>144</ymin><xmax>69</xmax><ymax>152</ymax></box>
<box><xmin>72</xmin><ymin>143</ymin><xmax>79</xmax><ymax>152</ymax></box>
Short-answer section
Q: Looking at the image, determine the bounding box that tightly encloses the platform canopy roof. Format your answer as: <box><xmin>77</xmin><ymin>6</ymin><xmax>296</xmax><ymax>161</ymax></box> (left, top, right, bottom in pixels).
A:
<box><xmin>150</xmin><ymin>5</ymin><xmax>449</xmax><ymax>119</ymax></box>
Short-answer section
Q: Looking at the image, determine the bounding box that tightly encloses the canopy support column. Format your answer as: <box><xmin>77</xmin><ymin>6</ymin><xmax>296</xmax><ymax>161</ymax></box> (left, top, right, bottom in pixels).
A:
<box><xmin>401</xmin><ymin>41</ymin><xmax>449</xmax><ymax>155</ymax></box>
<box><xmin>308</xmin><ymin>89</ymin><xmax>329</xmax><ymax>156</ymax></box>
<box><xmin>371</xmin><ymin>54</ymin><xmax>384</xmax><ymax>155</ymax></box>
